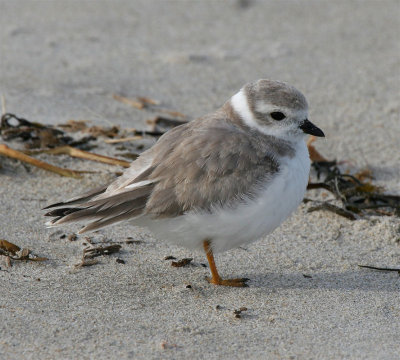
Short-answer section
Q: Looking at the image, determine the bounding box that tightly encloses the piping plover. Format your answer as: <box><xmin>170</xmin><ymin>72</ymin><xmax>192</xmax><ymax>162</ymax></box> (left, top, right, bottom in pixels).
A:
<box><xmin>45</xmin><ymin>79</ymin><xmax>324</xmax><ymax>287</ymax></box>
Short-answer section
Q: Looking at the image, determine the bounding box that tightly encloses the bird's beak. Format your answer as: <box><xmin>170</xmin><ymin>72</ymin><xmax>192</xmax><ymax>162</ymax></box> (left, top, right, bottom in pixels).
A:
<box><xmin>299</xmin><ymin>119</ymin><xmax>325</xmax><ymax>137</ymax></box>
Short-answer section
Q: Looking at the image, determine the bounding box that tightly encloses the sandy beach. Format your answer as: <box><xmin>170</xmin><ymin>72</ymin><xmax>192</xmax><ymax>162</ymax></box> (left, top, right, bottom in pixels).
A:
<box><xmin>1</xmin><ymin>1</ymin><xmax>399</xmax><ymax>359</ymax></box>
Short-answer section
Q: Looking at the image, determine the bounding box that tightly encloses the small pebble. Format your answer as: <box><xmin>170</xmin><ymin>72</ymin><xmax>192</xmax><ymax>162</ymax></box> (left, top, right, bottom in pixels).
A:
<box><xmin>68</xmin><ymin>234</ymin><xmax>77</xmax><ymax>241</ymax></box>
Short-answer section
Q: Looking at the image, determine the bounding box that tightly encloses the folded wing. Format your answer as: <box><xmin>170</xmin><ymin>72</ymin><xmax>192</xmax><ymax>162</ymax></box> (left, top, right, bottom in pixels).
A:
<box><xmin>44</xmin><ymin>116</ymin><xmax>283</xmax><ymax>233</ymax></box>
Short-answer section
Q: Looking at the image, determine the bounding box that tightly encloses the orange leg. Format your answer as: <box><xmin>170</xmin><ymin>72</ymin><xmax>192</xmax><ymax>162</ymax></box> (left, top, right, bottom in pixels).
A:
<box><xmin>203</xmin><ymin>240</ymin><xmax>249</xmax><ymax>287</ymax></box>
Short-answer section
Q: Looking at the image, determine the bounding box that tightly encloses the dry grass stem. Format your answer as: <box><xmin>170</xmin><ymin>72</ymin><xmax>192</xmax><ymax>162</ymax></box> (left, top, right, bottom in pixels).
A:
<box><xmin>104</xmin><ymin>136</ymin><xmax>143</xmax><ymax>144</ymax></box>
<box><xmin>113</xmin><ymin>94</ymin><xmax>145</xmax><ymax>109</ymax></box>
<box><xmin>25</xmin><ymin>146</ymin><xmax>130</xmax><ymax>168</ymax></box>
<box><xmin>0</xmin><ymin>144</ymin><xmax>85</xmax><ymax>178</ymax></box>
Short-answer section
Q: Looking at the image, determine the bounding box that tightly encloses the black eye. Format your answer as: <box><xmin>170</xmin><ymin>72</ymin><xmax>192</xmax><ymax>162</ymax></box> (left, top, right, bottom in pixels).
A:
<box><xmin>270</xmin><ymin>112</ymin><xmax>286</xmax><ymax>120</ymax></box>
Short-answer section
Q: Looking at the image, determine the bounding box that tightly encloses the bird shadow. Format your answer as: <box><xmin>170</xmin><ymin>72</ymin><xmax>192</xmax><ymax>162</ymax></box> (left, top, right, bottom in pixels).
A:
<box><xmin>249</xmin><ymin>269</ymin><xmax>400</xmax><ymax>292</ymax></box>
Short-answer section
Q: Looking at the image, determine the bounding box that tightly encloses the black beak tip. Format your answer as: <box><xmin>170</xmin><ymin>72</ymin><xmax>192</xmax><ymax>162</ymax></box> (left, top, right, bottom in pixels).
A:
<box><xmin>300</xmin><ymin>119</ymin><xmax>325</xmax><ymax>137</ymax></box>
<box><xmin>313</xmin><ymin>127</ymin><xmax>325</xmax><ymax>137</ymax></box>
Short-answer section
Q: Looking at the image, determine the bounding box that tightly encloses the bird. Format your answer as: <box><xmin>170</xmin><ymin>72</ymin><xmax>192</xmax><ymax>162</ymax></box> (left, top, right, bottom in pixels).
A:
<box><xmin>44</xmin><ymin>79</ymin><xmax>324</xmax><ymax>287</ymax></box>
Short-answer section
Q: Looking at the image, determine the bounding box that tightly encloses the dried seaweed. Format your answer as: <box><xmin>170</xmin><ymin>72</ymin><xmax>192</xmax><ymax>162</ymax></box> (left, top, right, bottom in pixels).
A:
<box><xmin>1</xmin><ymin>113</ymin><xmax>61</xmax><ymax>140</ymax></box>
<box><xmin>83</xmin><ymin>125</ymin><xmax>119</xmax><ymax>138</ymax></box>
<box><xmin>1</xmin><ymin>113</ymin><xmax>100</xmax><ymax>151</ymax></box>
<box><xmin>58</xmin><ymin>120</ymin><xmax>89</xmax><ymax>132</ymax></box>
<box><xmin>0</xmin><ymin>113</ymin><xmax>96</xmax><ymax>149</ymax></box>
<box><xmin>0</xmin><ymin>239</ymin><xmax>48</xmax><ymax>263</ymax></box>
<box><xmin>0</xmin><ymin>239</ymin><xmax>20</xmax><ymax>254</ymax></box>
<box><xmin>83</xmin><ymin>244</ymin><xmax>121</xmax><ymax>259</ymax></box>
<box><xmin>73</xmin><ymin>244</ymin><xmax>122</xmax><ymax>268</ymax></box>
<box><xmin>354</xmin><ymin>167</ymin><xmax>374</xmax><ymax>182</ymax></box>
<box><xmin>57</xmin><ymin>119</ymin><xmax>121</xmax><ymax>139</ymax></box>
<box><xmin>307</xmin><ymin>160</ymin><xmax>400</xmax><ymax>218</ymax></box>
<box><xmin>0</xmin><ymin>113</ymin><xmax>134</xmax><ymax>175</ymax></box>
<box><xmin>171</xmin><ymin>258</ymin><xmax>193</xmax><ymax>267</ymax></box>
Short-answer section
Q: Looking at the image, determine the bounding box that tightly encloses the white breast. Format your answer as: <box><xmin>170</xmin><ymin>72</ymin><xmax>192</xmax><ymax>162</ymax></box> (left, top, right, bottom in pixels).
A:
<box><xmin>144</xmin><ymin>140</ymin><xmax>310</xmax><ymax>253</ymax></box>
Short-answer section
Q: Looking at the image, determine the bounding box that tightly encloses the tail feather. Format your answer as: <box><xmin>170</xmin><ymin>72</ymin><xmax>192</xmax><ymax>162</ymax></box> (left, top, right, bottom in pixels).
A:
<box><xmin>43</xmin><ymin>185</ymin><xmax>108</xmax><ymax>210</ymax></box>
<box><xmin>44</xmin><ymin>183</ymin><xmax>154</xmax><ymax>232</ymax></box>
<box><xmin>79</xmin><ymin>207</ymin><xmax>144</xmax><ymax>233</ymax></box>
<box><xmin>44</xmin><ymin>207</ymin><xmax>83</xmax><ymax>218</ymax></box>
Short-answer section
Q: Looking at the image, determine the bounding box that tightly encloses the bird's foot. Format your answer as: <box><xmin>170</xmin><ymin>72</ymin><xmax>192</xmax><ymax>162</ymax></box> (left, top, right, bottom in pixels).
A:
<box><xmin>206</xmin><ymin>276</ymin><xmax>249</xmax><ymax>287</ymax></box>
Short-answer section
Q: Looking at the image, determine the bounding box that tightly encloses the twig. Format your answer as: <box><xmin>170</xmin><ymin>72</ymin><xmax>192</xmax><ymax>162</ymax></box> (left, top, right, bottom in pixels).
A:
<box><xmin>113</xmin><ymin>94</ymin><xmax>145</xmax><ymax>109</ymax></box>
<box><xmin>0</xmin><ymin>144</ymin><xmax>87</xmax><ymax>178</ymax></box>
<box><xmin>358</xmin><ymin>265</ymin><xmax>400</xmax><ymax>273</ymax></box>
<box><xmin>137</xmin><ymin>96</ymin><xmax>160</xmax><ymax>105</ymax></box>
<box><xmin>24</xmin><ymin>146</ymin><xmax>130</xmax><ymax>168</ymax></box>
<box><xmin>104</xmin><ymin>136</ymin><xmax>143</xmax><ymax>144</ymax></box>
<box><xmin>307</xmin><ymin>202</ymin><xmax>357</xmax><ymax>220</ymax></box>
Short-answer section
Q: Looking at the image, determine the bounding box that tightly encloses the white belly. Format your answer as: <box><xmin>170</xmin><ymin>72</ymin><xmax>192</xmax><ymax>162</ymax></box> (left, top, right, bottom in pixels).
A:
<box><xmin>141</xmin><ymin>141</ymin><xmax>310</xmax><ymax>253</ymax></box>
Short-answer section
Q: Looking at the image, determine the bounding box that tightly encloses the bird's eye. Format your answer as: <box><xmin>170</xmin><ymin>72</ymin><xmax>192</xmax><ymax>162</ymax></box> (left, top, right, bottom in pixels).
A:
<box><xmin>270</xmin><ymin>112</ymin><xmax>286</xmax><ymax>121</ymax></box>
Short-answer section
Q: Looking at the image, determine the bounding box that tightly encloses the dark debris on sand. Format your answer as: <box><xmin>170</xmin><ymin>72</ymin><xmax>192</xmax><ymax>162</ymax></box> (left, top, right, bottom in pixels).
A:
<box><xmin>307</xmin><ymin>160</ymin><xmax>400</xmax><ymax>219</ymax></box>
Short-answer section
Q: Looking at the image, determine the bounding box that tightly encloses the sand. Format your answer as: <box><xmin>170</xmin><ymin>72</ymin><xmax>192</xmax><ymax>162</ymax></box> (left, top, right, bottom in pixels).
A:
<box><xmin>0</xmin><ymin>1</ymin><xmax>399</xmax><ymax>359</ymax></box>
